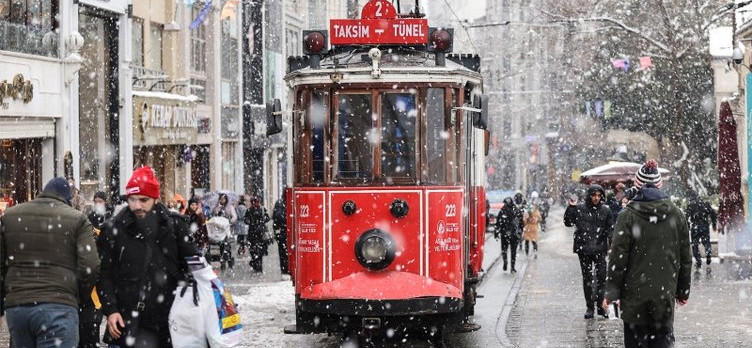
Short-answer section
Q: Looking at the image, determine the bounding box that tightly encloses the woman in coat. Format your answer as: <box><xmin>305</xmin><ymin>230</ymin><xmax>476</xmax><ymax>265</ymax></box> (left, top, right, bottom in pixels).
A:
<box><xmin>186</xmin><ymin>198</ymin><xmax>209</xmax><ymax>251</ymax></box>
<box><xmin>523</xmin><ymin>204</ymin><xmax>542</xmax><ymax>258</ymax></box>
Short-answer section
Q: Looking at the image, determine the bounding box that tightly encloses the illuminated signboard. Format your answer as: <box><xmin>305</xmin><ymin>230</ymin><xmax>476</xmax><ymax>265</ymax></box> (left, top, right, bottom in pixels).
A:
<box><xmin>329</xmin><ymin>0</ymin><xmax>428</xmax><ymax>46</ymax></box>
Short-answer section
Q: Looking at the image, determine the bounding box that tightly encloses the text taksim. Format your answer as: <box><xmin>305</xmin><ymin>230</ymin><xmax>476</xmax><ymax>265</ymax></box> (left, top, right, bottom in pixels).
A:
<box><xmin>335</xmin><ymin>24</ymin><xmax>370</xmax><ymax>38</ymax></box>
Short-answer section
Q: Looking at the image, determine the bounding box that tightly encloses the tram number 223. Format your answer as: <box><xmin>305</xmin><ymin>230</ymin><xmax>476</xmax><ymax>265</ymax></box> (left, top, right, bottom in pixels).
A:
<box><xmin>300</xmin><ymin>205</ymin><xmax>310</xmax><ymax>218</ymax></box>
<box><xmin>445</xmin><ymin>204</ymin><xmax>457</xmax><ymax>217</ymax></box>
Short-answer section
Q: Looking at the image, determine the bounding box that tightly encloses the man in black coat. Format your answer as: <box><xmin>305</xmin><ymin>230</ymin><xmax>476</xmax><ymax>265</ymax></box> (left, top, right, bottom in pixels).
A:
<box><xmin>97</xmin><ymin>167</ymin><xmax>198</xmax><ymax>347</ymax></box>
<box><xmin>564</xmin><ymin>184</ymin><xmax>613</xmax><ymax>319</ymax></box>
<box><xmin>495</xmin><ymin>197</ymin><xmax>521</xmax><ymax>273</ymax></box>
<box><xmin>685</xmin><ymin>192</ymin><xmax>717</xmax><ymax>270</ymax></box>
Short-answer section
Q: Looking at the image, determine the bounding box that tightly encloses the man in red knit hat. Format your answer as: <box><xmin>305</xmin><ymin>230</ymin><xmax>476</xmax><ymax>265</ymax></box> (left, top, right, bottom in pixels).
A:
<box><xmin>96</xmin><ymin>166</ymin><xmax>198</xmax><ymax>347</ymax></box>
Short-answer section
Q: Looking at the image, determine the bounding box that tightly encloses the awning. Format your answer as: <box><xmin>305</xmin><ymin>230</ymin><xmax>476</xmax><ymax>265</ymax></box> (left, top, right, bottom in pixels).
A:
<box><xmin>0</xmin><ymin>117</ymin><xmax>55</xmax><ymax>139</ymax></box>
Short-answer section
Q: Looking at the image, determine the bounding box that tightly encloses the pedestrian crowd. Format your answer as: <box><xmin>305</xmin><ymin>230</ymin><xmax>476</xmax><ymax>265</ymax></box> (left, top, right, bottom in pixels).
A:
<box><xmin>0</xmin><ymin>165</ymin><xmax>290</xmax><ymax>347</ymax></box>
<box><xmin>494</xmin><ymin>159</ymin><xmax>709</xmax><ymax>348</ymax></box>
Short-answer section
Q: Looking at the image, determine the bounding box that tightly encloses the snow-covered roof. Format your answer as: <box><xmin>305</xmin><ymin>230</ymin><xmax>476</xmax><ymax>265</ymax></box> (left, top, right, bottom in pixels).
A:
<box><xmin>709</xmin><ymin>26</ymin><xmax>733</xmax><ymax>58</ymax></box>
<box><xmin>132</xmin><ymin>90</ymin><xmax>199</xmax><ymax>102</ymax></box>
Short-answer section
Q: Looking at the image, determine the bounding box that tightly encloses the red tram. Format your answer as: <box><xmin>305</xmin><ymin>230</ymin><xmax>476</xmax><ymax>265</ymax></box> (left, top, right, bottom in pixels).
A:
<box><xmin>268</xmin><ymin>0</ymin><xmax>490</xmax><ymax>342</ymax></box>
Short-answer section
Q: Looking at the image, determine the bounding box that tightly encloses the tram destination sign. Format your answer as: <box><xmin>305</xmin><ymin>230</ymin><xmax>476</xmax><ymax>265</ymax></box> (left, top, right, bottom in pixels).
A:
<box><xmin>329</xmin><ymin>18</ymin><xmax>428</xmax><ymax>45</ymax></box>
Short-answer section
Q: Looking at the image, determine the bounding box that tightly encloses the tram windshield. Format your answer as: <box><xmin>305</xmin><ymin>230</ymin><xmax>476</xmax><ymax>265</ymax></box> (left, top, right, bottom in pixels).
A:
<box><xmin>295</xmin><ymin>86</ymin><xmax>461</xmax><ymax>186</ymax></box>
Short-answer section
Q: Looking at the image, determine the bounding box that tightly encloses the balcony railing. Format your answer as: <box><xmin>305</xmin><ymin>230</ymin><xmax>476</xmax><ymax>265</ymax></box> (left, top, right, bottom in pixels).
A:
<box><xmin>131</xmin><ymin>65</ymin><xmax>168</xmax><ymax>91</ymax></box>
<box><xmin>0</xmin><ymin>21</ymin><xmax>58</xmax><ymax>57</ymax></box>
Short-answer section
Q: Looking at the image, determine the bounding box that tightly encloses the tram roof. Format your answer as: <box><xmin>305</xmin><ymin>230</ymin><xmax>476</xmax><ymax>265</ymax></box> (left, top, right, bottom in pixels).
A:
<box><xmin>285</xmin><ymin>49</ymin><xmax>483</xmax><ymax>86</ymax></box>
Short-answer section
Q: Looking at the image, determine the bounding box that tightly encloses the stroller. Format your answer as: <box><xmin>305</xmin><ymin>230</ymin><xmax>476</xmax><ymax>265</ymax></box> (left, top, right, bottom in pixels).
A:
<box><xmin>205</xmin><ymin>216</ymin><xmax>235</xmax><ymax>270</ymax></box>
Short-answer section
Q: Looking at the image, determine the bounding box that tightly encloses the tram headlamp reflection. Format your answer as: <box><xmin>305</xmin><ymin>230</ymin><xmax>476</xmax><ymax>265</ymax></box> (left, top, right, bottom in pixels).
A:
<box><xmin>355</xmin><ymin>229</ymin><xmax>396</xmax><ymax>271</ymax></box>
<box><xmin>362</xmin><ymin>236</ymin><xmax>388</xmax><ymax>262</ymax></box>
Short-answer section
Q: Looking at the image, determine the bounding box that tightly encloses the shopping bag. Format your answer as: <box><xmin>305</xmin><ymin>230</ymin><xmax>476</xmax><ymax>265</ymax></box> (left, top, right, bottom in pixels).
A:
<box><xmin>169</xmin><ymin>282</ymin><xmax>207</xmax><ymax>348</ymax></box>
<box><xmin>169</xmin><ymin>257</ymin><xmax>243</xmax><ymax>347</ymax></box>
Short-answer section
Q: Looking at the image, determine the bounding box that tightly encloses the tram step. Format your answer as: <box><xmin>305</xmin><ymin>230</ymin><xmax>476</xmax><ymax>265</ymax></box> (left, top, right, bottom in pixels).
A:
<box><xmin>283</xmin><ymin>324</ymin><xmax>303</xmax><ymax>334</ymax></box>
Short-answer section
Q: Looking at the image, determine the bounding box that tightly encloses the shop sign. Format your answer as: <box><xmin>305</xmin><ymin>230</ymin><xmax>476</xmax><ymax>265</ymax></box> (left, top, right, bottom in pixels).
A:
<box><xmin>135</xmin><ymin>97</ymin><xmax>199</xmax><ymax>145</ymax></box>
<box><xmin>0</xmin><ymin>74</ymin><xmax>34</xmax><ymax>107</ymax></box>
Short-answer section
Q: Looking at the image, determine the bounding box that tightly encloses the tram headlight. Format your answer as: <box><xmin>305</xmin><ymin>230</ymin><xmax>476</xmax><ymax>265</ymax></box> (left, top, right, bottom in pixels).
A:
<box><xmin>355</xmin><ymin>229</ymin><xmax>396</xmax><ymax>271</ymax></box>
<box><xmin>303</xmin><ymin>30</ymin><xmax>329</xmax><ymax>55</ymax></box>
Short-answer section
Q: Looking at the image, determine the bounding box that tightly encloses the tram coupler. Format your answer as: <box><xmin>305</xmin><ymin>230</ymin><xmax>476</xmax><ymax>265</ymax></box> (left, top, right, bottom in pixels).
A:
<box><xmin>362</xmin><ymin>317</ymin><xmax>382</xmax><ymax>330</ymax></box>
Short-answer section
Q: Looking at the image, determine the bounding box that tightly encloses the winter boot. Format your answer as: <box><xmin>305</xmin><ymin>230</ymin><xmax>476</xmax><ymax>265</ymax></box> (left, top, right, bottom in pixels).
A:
<box><xmin>503</xmin><ymin>259</ymin><xmax>508</xmax><ymax>271</ymax></box>
<box><xmin>707</xmin><ymin>256</ymin><xmax>712</xmax><ymax>265</ymax></box>
<box><xmin>584</xmin><ymin>308</ymin><xmax>594</xmax><ymax>319</ymax></box>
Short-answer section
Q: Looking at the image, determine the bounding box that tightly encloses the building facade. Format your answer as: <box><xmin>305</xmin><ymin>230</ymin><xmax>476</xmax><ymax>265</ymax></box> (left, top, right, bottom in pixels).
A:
<box><xmin>0</xmin><ymin>0</ymin><xmax>82</xmax><ymax>209</ymax></box>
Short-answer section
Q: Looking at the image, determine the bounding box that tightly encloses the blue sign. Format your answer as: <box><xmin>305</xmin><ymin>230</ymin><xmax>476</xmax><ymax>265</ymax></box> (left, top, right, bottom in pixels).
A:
<box><xmin>190</xmin><ymin>0</ymin><xmax>213</xmax><ymax>30</ymax></box>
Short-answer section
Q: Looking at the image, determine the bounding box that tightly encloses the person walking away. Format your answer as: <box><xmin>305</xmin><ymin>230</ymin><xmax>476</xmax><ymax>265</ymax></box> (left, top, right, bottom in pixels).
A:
<box><xmin>523</xmin><ymin>204</ymin><xmax>541</xmax><ymax>258</ymax></box>
<box><xmin>0</xmin><ymin>177</ymin><xmax>100</xmax><ymax>348</ymax></box>
<box><xmin>273</xmin><ymin>192</ymin><xmax>289</xmax><ymax>275</ymax></box>
<box><xmin>539</xmin><ymin>193</ymin><xmax>551</xmax><ymax>232</ymax></box>
<box><xmin>97</xmin><ymin>166</ymin><xmax>199</xmax><ymax>347</ymax></box>
<box><xmin>235</xmin><ymin>195</ymin><xmax>249</xmax><ymax>255</ymax></box>
<box><xmin>603</xmin><ymin>159</ymin><xmax>691</xmax><ymax>348</ymax></box>
<box><xmin>685</xmin><ymin>191</ymin><xmax>717</xmax><ymax>272</ymax></box>
<box><xmin>82</xmin><ymin>191</ymin><xmax>112</xmax><ymax>347</ymax></box>
<box><xmin>513</xmin><ymin>192</ymin><xmax>526</xmax><ymax>251</ymax></box>
<box><xmin>186</xmin><ymin>198</ymin><xmax>209</xmax><ymax>251</ymax></box>
<box><xmin>564</xmin><ymin>184</ymin><xmax>613</xmax><ymax>319</ymax></box>
<box><xmin>495</xmin><ymin>197</ymin><xmax>521</xmax><ymax>273</ymax></box>
<box><xmin>245</xmin><ymin>197</ymin><xmax>270</xmax><ymax>273</ymax></box>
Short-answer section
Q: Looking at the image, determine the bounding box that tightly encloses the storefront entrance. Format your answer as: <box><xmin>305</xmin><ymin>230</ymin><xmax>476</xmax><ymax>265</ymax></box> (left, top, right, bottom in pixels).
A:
<box><xmin>0</xmin><ymin>139</ymin><xmax>43</xmax><ymax>208</ymax></box>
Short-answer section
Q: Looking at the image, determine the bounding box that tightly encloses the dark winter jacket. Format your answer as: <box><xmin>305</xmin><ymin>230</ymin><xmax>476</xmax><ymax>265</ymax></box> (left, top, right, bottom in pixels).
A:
<box><xmin>0</xmin><ymin>193</ymin><xmax>100</xmax><ymax>311</ymax></box>
<box><xmin>273</xmin><ymin>199</ymin><xmax>287</xmax><ymax>232</ymax></box>
<box><xmin>245</xmin><ymin>205</ymin><xmax>270</xmax><ymax>236</ymax></box>
<box><xmin>604</xmin><ymin>185</ymin><xmax>692</xmax><ymax>325</ymax></box>
<box><xmin>564</xmin><ymin>185</ymin><xmax>614</xmax><ymax>254</ymax></box>
<box><xmin>97</xmin><ymin>203</ymin><xmax>198</xmax><ymax>333</ymax></box>
<box><xmin>87</xmin><ymin>206</ymin><xmax>113</xmax><ymax>231</ymax></box>
<box><xmin>495</xmin><ymin>199</ymin><xmax>521</xmax><ymax>240</ymax></box>
<box><xmin>685</xmin><ymin>198</ymin><xmax>717</xmax><ymax>237</ymax></box>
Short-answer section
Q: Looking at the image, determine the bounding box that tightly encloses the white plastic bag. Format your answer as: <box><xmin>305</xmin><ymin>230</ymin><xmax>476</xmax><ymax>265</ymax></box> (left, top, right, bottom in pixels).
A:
<box><xmin>207</xmin><ymin>216</ymin><xmax>232</xmax><ymax>243</ymax></box>
<box><xmin>169</xmin><ymin>257</ymin><xmax>243</xmax><ymax>347</ymax></box>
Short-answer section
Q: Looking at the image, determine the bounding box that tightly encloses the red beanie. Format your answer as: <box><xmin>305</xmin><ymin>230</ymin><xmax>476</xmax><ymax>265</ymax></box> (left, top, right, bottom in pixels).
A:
<box><xmin>126</xmin><ymin>166</ymin><xmax>161</xmax><ymax>199</ymax></box>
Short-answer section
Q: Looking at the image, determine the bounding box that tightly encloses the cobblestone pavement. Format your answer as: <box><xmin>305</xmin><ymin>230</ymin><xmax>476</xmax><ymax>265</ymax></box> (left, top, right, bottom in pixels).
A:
<box><xmin>506</xmin><ymin>208</ymin><xmax>752</xmax><ymax>348</ymax></box>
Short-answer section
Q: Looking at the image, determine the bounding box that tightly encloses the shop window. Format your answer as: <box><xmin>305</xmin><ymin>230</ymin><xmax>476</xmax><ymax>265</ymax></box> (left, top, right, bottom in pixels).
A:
<box><xmin>131</xmin><ymin>17</ymin><xmax>144</xmax><ymax>67</ymax></box>
<box><xmin>0</xmin><ymin>0</ymin><xmax>58</xmax><ymax>57</ymax></box>
<box><xmin>381</xmin><ymin>93</ymin><xmax>417</xmax><ymax>181</ymax></box>
<box><xmin>336</xmin><ymin>93</ymin><xmax>373</xmax><ymax>181</ymax></box>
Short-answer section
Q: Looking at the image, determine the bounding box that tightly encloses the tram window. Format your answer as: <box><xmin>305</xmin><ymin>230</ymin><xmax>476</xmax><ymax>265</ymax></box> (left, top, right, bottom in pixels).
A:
<box><xmin>381</xmin><ymin>93</ymin><xmax>417</xmax><ymax>180</ymax></box>
<box><xmin>337</xmin><ymin>94</ymin><xmax>373</xmax><ymax>180</ymax></box>
<box><xmin>425</xmin><ymin>88</ymin><xmax>446</xmax><ymax>184</ymax></box>
<box><xmin>310</xmin><ymin>90</ymin><xmax>327</xmax><ymax>183</ymax></box>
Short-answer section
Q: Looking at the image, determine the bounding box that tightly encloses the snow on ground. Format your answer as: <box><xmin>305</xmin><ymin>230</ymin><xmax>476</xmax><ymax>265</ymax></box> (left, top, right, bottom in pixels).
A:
<box><xmin>233</xmin><ymin>280</ymin><xmax>339</xmax><ymax>347</ymax></box>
